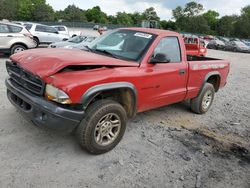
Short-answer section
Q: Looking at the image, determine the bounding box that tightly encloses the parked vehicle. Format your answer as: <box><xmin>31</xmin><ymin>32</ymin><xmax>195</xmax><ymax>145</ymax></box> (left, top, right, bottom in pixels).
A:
<box><xmin>48</xmin><ymin>35</ymin><xmax>96</xmax><ymax>49</ymax></box>
<box><xmin>93</xmin><ymin>25</ymin><xmax>108</xmax><ymax>31</ymax></box>
<box><xmin>203</xmin><ymin>35</ymin><xmax>214</xmax><ymax>41</ymax></box>
<box><xmin>93</xmin><ymin>25</ymin><xmax>100</xmax><ymax>30</ymax></box>
<box><xmin>184</xmin><ymin>36</ymin><xmax>207</xmax><ymax>56</ymax></box>
<box><xmin>242</xmin><ymin>40</ymin><xmax>250</xmax><ymax>49</ymax></box>
<box><xmin>0</xmin><ymin>21</ymin><xmax>36</xmax><ymax>54</ymax></box>
<box><xmin>51</xmin><ymin>25</ymin><xmax>70</xmax><ymax>37</ymax></box>
<box><xmin>218</xmin><ymin>37</ymin><xmax>230</xmax><ymax>43</ymax></box>
<box><xmin>207</xmin><ymin>39</ymin><xmax>226</xmax><ymax>50</ymax></box>
<box><xmin>224</xmin><ymin>41</ymin><xmax>249</xmax><ymax>53</ymax></box>
<box><xmin>6</xmin><ymin>28</ymin><xmax>230</xmax><ymax>154</ymax></box>
<box><xmin>24</xmin><ymin>23</ymin><xmax>69</xmax><ymax>46</ymax></box>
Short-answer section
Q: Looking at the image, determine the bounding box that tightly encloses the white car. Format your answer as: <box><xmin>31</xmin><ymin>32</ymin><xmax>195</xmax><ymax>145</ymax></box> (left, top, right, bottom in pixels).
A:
<box><xmin>49</xmin><ymin>35</ymin><xmax>96</xmax><ymax>50</ymax></box>
<box><xmin>51</xmin><ymin>25</ymin><xmax>70</xmax><ymax>37</ymax></box>
<box><xmin>0</xmin><ymin>21</ymin><xmax>36</xmax><ymax>54</ymax></box>
<box><xmin>23</xmin><ymin>23</ymin><xmax>69</xmax><ymax>46</ymax></box>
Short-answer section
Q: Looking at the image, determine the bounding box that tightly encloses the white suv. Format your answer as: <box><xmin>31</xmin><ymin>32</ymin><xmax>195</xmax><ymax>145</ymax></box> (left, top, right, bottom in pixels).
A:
<box><xmin>51</xmin><ymin>25</ymin><xmax>70</xmax><ymax>36</ymax></box>
<box><xmin>24</xmin><ymin>23</ymin><xmax>69</xmax><ymax>46</ymax></box>
<box><xmin>0</xmin><ymin>22</ymin><xmax>36</xmax><ymax>54</ymax></box>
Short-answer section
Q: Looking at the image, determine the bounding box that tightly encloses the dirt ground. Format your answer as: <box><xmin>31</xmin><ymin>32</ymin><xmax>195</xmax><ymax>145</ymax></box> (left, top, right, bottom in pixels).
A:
<box><xmin>0</xmin><ymin>49</ymin><xmax>249</xmax><ymax>188</ymax></box>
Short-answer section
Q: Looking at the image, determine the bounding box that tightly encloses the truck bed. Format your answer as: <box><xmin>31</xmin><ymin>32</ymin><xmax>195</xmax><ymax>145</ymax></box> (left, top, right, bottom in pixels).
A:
<box><xmin>187</xmin><ymin>55</ymin><xmax>221</xmax><ymax>61</ymax></box>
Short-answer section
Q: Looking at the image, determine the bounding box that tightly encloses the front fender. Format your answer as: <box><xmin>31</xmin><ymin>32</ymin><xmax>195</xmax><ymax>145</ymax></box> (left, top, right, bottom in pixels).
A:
<box><xmin>80</xmin><ymin>82</ymin><xmax>137</xmax><ymax>116</ymax></box>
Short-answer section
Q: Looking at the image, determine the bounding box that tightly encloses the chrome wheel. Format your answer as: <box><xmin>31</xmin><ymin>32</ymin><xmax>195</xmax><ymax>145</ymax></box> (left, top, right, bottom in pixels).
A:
<box><xmin>202</xmin><ymin>90</ymin><xmax>213</xmax><ymax>110</ymax></box>
<box><xmin>14</xmin><ymin>47</ymin><xmax>25</xmax><ymax>54</ymax></box>
<box><xmin>94</xmin><ymin>113</ymin><xmax>121</xmax><ymax>146</ymax></box>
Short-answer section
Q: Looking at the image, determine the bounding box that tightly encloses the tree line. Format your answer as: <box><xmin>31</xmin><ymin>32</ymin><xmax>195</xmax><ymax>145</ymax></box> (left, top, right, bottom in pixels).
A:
<box><xmin>1</xmin><ymin>0</ymin><xmax>250</xmax><ymax>38</ymax></box>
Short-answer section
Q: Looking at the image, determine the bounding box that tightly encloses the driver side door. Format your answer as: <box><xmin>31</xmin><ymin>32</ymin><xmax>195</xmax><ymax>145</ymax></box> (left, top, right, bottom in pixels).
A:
<box><xmin>140</xmin><ymin>36</ymin><xmax>188</xmax><ymax>111</ymax></box>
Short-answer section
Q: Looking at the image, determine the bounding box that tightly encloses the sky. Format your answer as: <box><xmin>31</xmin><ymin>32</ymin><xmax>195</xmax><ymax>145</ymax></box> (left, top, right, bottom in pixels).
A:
<box><xmin>46</xmin><ymin>0</ymin><xmax>250</xmax><ymax>20</ymax></box>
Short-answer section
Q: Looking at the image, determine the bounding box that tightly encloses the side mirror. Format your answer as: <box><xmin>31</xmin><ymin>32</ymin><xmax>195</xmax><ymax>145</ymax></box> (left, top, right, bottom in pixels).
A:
<box><xmin>149</xmin><ymin>53</ymin><xmax>171</xmax><ymax>64</ymax></box>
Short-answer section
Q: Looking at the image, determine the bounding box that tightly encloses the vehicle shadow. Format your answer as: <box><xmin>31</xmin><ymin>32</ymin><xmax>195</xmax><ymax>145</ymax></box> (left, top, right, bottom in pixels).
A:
<box><xmin>4</xmin><ymin>101</ymin><xmax>192</xmax><ymax>156</ymax></box>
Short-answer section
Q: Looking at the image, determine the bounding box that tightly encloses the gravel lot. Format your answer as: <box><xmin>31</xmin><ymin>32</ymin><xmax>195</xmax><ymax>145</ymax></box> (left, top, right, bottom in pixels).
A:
<box><xmin>0</xmin><ymin>49</ymin><xmax>249</xmax><ymax>188</ymax></box>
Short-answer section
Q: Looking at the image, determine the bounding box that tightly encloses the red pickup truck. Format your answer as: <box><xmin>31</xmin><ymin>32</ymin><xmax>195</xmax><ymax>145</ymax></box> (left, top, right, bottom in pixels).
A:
<box><xmin>6</xmin><ymin>28</ymin><xmax>230</xmax><ymax>154</ymax></box>
<box><xmin>184</xmin><ymin>36</ymin><xmax>207</xmax><ymax>57</ymax></box>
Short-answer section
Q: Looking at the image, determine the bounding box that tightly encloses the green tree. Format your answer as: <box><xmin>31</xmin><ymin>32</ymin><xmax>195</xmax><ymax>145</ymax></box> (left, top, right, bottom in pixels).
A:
<box><xmin>56</xmin><ymin>4</ymin><xmax>86</xmax><ymax>22</ymax></box>
<box><xmin>0</xmin><ymin>0</ymin><xmax>18</xmax><ymax>20</ymax></box>
<box><xmin>184</xmin><ymin>1</ymin><xmax>204</xmax><ymax>17</ymax></box>
<box><xmin>142</xmin><ymin>7</ymin><xmax>160</xmax><ymax>21</ymax></box>
<box><xmin>116</xmin><ymin>12</ymin><xmax>133</xmax><ymax>26</ymax></box>
<box><xmin>32</xmin><ymin>0</ymin><xmax>54</xmax><ymax>21</ymax></box>
<box><xmin>17</xmin><ymin>0</ymin><xmax>34</xmax><ymax>20</ymax></box>
<box><xmin>184</xmin><ymin>16</ymin><xmax>210</xmax><ymax>34</ymax></box>
<box><xmin>85</xmin><ymin>6</ymin><xmax>108</xmax><ymax>23</ymax></box>
<box><xmin>172</xmin><ymin>6</ymin><xmax>184</xmax><ymax>20</ymax></box>
<box><xmin>160</xmin><ymin>20</ymin><xmax>177</xmax><ymax>30</ymax></box>
<box><xmin>217</xmin><ymin>15</ymin><xmax>238</xmax><ymax>37</ymax></box>
<box><xmin>203</xmin><ymin>10</ymin><xmax>219</xmax><ymax>31</ymax></box>
<box><xmin>172</xmin><ymin>1</ymin><xmax>208</xmax><ymax>33</ymax></box>
<box><xmin>129</xmin><ymin>12</ymin><xmax>143</xmax><ymax>26</ymax></box>
<box><xmin>234</xmin><ymin>6</ymin><xmax>250</xmax><ymax>38</ymax></box>
<box><xmin>107</xmin><ymin>15</ymin><xmax>117</xmax><ymax>24</ymax></box>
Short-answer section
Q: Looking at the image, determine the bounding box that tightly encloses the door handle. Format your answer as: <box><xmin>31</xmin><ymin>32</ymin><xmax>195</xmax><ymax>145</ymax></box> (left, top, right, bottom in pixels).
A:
<box><xmin>179</xmin><ymin>69</ymin><xmax>186</xmax><ymax>75</ymax></box>
<box><xmin>7</xmin><ymin>35</ymin><xmax>13</xmax><ymax>37</ymax></box>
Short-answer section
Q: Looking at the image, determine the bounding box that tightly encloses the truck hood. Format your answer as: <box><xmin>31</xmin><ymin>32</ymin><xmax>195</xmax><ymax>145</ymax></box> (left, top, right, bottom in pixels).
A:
<box><xmin>10</xmin><ymin>48</ymin><xmax>138</xmax><ymax>79</ymax></box>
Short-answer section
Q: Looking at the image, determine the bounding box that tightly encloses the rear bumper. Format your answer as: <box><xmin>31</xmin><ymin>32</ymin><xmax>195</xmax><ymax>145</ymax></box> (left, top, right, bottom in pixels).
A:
<box><xmin>6</xmin><ymin>78</ymin><xmax>84</xmax><ymax>132</ymax></box>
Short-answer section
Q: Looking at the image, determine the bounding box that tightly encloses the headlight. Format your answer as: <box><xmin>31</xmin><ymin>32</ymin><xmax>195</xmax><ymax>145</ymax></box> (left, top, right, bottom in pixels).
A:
<box><xmin>45</xmin><ymin>84</ymin><xmax>72</xmax><ymax>104</ymax></box>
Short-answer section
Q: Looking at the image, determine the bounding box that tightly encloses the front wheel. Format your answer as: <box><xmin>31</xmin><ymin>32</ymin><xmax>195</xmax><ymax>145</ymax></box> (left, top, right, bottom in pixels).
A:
<box><xmin>76</xmin><ymin>99</ymin><xmax>127</xmax><ymax>154</ymax></box>
<box><xmin>190</xmin><ymin>83</ymin><xmax>215</xmax><ymax>114</ymax></box>
<box><xmin>10</xmin><ymin>45</ymin><xmax>26</xmax><ymax>55</ymax></box>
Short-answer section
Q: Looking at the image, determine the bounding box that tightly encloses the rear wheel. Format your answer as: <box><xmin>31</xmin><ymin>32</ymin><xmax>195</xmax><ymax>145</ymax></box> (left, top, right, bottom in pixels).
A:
<box><xmin>191</xmin><ymin>83</ymin><xmax>215</xmax><ymax>114</ymax></box>
<box><xmin>33</xmin><ymin>37</ymin><xmax>39</xmax><ymax>47</ymax></box>
<box><xmin>10</xmin><ymin>45</ymin><xmax>26</xmax><ymax>55</ymax></box>
<box><xmin>76</xmin><ymin>99</ymin><xmax>127</xmax><ymax>154</ymax></box>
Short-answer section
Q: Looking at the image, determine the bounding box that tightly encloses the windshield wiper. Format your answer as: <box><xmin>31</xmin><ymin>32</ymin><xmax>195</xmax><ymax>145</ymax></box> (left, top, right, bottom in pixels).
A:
<box><xmin>94</xmin><ymin>49</ymin><xmax>119</xmax><ymax>59</ymax></box>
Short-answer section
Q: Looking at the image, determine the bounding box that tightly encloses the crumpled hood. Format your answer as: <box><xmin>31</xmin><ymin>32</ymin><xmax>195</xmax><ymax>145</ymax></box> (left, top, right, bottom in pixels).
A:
<box><xmin>10</xmin><ymin>48</ymin><xmax>138</xmax><ymax>79</ymax></box>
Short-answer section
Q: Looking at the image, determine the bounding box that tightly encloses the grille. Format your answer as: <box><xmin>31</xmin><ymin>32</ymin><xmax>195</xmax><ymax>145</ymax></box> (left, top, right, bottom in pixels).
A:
<box><xmin>6</xmin><ymin>61</ymin><xmax>45</xmax><ymax>96</ymax></box>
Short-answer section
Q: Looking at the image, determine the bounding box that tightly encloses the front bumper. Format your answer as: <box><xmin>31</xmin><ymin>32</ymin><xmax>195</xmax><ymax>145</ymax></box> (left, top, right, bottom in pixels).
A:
<box><xmin>6</xmin><ymin>78</ymin><xmax>84</xmax><ymax>132</ymax></box>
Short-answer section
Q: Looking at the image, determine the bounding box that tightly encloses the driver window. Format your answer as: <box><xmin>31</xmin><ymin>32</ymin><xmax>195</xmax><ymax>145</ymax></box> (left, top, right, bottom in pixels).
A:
<box><xmin>154</xmin><ymin>37</ymin><xmax>181</xmax><ymax>63</ymax></box>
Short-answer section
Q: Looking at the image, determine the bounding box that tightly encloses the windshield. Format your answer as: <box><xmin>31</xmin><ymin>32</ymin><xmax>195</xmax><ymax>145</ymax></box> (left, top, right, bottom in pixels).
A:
<box><xmin>68</xmin><ymin>36</ymin><xmax>87</xmax><ymax>43</ymax></box>
<box><xmin>88</xmin><ymin>29</ymin><xmax>156</xmax><ymax>61</ymax></box>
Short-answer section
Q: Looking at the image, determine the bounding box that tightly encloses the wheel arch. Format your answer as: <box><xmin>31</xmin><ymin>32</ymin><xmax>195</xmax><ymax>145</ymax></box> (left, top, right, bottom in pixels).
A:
<box><xmin>80</xmin><ymin>82</ymin><xmax>137</xmax><ymax>118</ymax></box>
<box><xmin>200</xmin><ymin>71</ymin><xmax>221</xmax><ymax>93</ymax></box>
<box><xmin>10</xmin><ymin>42</ymin><xmax>28</xmax><ymax>49</ymax></box>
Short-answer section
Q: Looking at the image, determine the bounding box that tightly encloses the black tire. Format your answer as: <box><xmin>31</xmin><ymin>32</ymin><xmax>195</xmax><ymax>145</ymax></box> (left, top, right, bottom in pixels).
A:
<box><xmin>33</xmin><ymin>37</ymin><xmax>39</xmax><ymax>47</ymax></box>
<box><xmin>190</xmin><ymin>83</ymin><xmax>215</xmax><ymax>114</ymax></box>
<box><xmin>76</xmin><ymin>99</ymin><xmax>127</xmax><ymax>154</ymax></box>
<box><xmin>10</xmin><ymin>44</ymin><xmax>26</xmax><ymax>55</ymax></box>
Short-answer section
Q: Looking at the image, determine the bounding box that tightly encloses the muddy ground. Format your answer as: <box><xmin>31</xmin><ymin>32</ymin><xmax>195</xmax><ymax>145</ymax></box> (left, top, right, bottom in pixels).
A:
<box><xmin>0</xmin><ymin>49</ymin><xmax>249</xmax><ymax>188</ymax></box>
